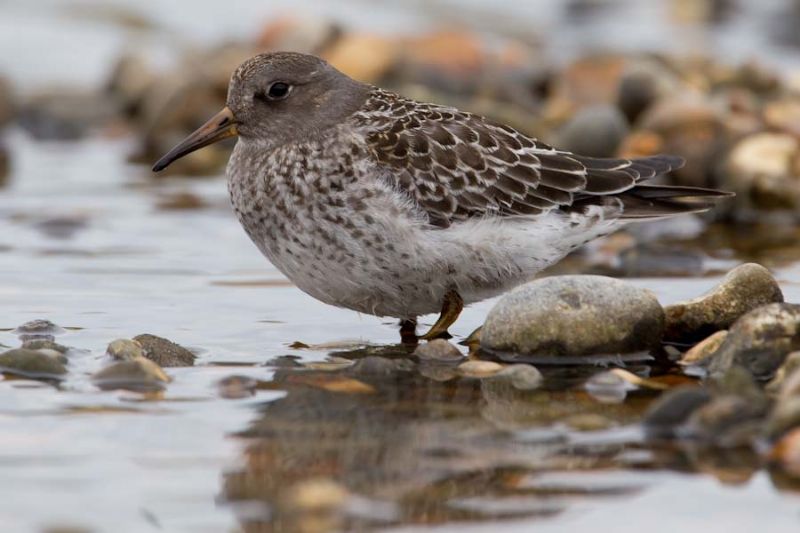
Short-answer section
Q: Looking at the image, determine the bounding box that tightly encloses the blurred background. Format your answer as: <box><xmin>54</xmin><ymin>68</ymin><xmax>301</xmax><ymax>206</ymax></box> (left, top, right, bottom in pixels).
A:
<box><xmin>3</xmin><ymin>1</ymin><xmax>800</xmax><ymax>532</ymax></box>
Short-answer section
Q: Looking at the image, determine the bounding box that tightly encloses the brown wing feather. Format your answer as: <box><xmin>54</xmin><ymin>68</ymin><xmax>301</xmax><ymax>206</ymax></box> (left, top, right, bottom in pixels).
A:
<box><xmin>354</xmin><ymin>88</ymin><xmax>726</xmax><ymax>227</ymax></box>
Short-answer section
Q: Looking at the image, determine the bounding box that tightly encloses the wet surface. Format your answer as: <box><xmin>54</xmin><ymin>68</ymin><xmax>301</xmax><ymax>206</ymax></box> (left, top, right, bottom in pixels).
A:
<box><xmin>1</xmin><ymin>133</ymin><xmax>800</xmax><ymax>532</ymax></box>
<box><xmin>4</xmin><ymin>1</ymin><xmax>800</xmax><ymax>532</ymax></box>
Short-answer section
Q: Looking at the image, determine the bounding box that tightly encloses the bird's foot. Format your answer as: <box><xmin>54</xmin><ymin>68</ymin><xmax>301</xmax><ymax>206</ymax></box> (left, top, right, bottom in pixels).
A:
<box><xmin>420</xmin><ymin>289</ymin><xmax>464</xmax><ymax>341</ymax></box>
<box><xmin>399</xmin><ymin>318</ymin><xmax>419</xmax><ymax>345</ymax></box>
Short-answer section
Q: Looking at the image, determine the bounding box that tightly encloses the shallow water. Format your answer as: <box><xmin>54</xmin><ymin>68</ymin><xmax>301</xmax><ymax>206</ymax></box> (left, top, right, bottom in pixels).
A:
<box><xmin>2</xmin><ymin>131</ymin><xmax>800</xmax><ymax>532</ymax></box>
<box><xmin>4</xmin><ymin>1</ymin><xmax>800</xmax><ymax>532</ymax></box>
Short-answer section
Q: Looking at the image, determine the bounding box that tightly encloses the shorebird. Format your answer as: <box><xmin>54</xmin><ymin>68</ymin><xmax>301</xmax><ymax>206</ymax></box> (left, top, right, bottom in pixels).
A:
<box><xmin>153</xmin><ymin>52</ymin><xmax>729</xmax><ymax>342</ymax></box>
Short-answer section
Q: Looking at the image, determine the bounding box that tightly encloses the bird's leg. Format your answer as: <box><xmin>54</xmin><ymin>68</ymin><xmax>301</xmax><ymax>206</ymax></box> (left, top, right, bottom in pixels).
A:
<box><xmin>420</xmin><ymin>289</ymin><xmax>464</xmax><ymax>341</ymax></box>
<box><xmin>399</xmin><ymin>318</ymin><xmax>418</xmax><ymax>345</ymax></box>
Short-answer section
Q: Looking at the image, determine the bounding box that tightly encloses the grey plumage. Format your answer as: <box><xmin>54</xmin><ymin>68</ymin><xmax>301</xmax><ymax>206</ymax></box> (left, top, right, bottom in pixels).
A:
<box><xmin>155</xmin><ymin>52</ymin><xmax>732</xmax><ymax>328</ymax></box>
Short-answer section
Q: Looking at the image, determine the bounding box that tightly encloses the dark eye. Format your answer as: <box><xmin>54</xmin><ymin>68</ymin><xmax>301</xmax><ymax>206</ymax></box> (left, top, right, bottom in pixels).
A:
<box><xmin>266</xmin><ymin>82</ymin><xmax>291</xmax><ymax>100</ymax></box>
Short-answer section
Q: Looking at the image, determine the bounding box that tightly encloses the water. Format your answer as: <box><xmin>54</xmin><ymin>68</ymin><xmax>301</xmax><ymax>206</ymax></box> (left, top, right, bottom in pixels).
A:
<box><xmin>3</xmin><ymin>1</ymin><xmax>800</xmax><ymax>531</ymax></box>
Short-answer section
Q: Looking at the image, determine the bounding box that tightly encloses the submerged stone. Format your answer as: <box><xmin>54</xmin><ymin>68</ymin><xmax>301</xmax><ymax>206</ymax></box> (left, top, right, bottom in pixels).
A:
<box><xmin>0</xmin><ymin>348</ymin><xmax>67</xmax><ymax>380</ymax></box>
<box><xmin>20</xmin><ymin>339</ymin><xmax>70</xmax><ymax>355</ymax></box>
<box><xmin>680</xmin><ymin>330</ymin><xmax>729</xmax><ymax>366</ymax></box>
<box><xmin>664</xmin><ymin>263</ymin><xmax>783</xmax><ymax>344</ymax></box>
<box><xmin>492</xmin><ymin>364</ymin><xmax>543</xmax><ymax>390</ymax></box>
<box><xmin>133</xmin><ymin>334</ymin><xmax>196</xmax><ymax>367</ymax></box>
<box><xmin>643</xmin><ymin>386</ymin><xmax>711</xmax><ymax>437</ymax></box>
<box><xmin>91</xmin><ymin>357</ymin><xmax>170</xmax><ymax>392</ymax></box>
<box><xmin>13</xmin><ymin>319</ymin><xmax>66</xmax><ymax>340</ymax></box>
<box><xmin>481</xmin><ymin>276</ymin><xmax>664</xmax><ymax>358</ymax></box>
<box><xmin>414</xmin><ymin>339</ymin><xmax>464</xmax><ymax>362</ymax></box>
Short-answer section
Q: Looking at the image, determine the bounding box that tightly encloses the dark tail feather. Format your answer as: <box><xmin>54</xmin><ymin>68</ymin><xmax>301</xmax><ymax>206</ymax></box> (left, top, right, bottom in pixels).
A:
<box><xmin>618</xmin><ymin>184</ymin><xmax>734</xmax><ymax>220</ymax></box>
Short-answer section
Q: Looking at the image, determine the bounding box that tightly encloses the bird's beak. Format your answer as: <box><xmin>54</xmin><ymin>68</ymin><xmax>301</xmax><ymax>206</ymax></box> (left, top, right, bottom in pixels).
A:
<box><xmin>152</xmin><ymin>106</ymin><xmax>238</xmax><ymax>172</ymax></box>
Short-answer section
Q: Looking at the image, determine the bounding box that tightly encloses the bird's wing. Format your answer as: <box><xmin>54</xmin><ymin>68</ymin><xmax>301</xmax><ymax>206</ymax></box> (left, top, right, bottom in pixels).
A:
<box><xmin>355</xmin><ymin>88</ymin><xmax>723</xmax><ymax>228</ymax></box>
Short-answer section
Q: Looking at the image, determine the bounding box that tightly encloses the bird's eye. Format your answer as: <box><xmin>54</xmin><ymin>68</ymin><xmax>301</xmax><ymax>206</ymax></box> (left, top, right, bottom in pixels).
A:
<box><xmin>266</xmin><ymin>82</ymin><xmax>291</xmax><ymax>100</ymax></box>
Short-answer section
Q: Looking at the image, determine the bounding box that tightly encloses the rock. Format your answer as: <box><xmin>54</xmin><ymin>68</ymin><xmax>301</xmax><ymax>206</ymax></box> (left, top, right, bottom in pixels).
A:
<box><xmin>91</xmin><ymin>357</ymin><xmax>170</xmax><ymax>392</ymax></box>
<box><xmin>457</xmin><ymin>360</ymin><xmax>504</xmax><ymax>377</ymax></box>
<box><xmin>104</xmin><ymin>53</ymin><xmax>155</xmax><ymax>118</ymax></box>
<box><xmin>686</xmin><ymin>395</ymin><xmax>768</xmax><ymax>446</ymax></box>
<box><xmin>767</xmin><ymin>398</ymin><xmax>800</xmax><ymax>440</ymax></box>
<box><xmin>617</xmin><ymin>61</ymin><xmax>678</xmax><ymax>123</ymax></box>
<box><xmin>414</xmin><ymin>339</ymin><xmax>464</xmax><ymax>362</ymax></box>
<box><xmin>19</xmin><ymin>88</ymin><xmax>119</xmax><ymax>140</ymax></box>
<box><xmin>256</xmin><ymin>15</ymin><xmax>341</xmax><ymax>54</ymax></box>
<box><xmin>106</xmin><ymin>339</ymin><xmax>144</xmax><ymax>361</ymax></box>
<box><xmin>708</xmin><ymin>303</ymin><xmax>800</xmax><ymax>382</ymax></box>
<box><xmin>643</xmin><ymin>386</ymin><xmax>712</xmax><ymax>437</ymax></box>
<box><xmin>553</xmin><ymin>104</ymin><xmax>629</xmax><ymax>158</ymax></box>
<box><xmin>680</xmin><ymin>330</ymin><xmax>729</xmax><ymax>366</ymax></box>
<box><xmin>767</xmin><ymin>351</ymin><xmax>800</xmax><ymax>396</ymax></box>
<box><xmin>347</xmin><ymin>356</ymin><xmax>413</xmax><ymax>377</ymax></box>
<box><xmin>418</xmin><ymin>364</ymin><xmax>458</xmax><ymax>382</ymax></box>
<box><xmin>584</xmin><ymin>371</ymin><xmax>629</xmax><ymax>403</ymax></box>
<box><xmin>636</xmin><ymin>98</ymin><xmax>727</xmax><ymax>188</ymax></box>
<box><xmin>481</xmin><ymin>276</ymin><xmax>664</xmax><ymax>358</ymax></box>
<box><xmin>769</xmin><ymin>427</ymin><xmax>800</xmax><ymax>477</ymax></box>
<box><xmin>664</xmin><ymin>263</ymin><xmax>783</xmax><ymax>343</ymax></box>
<box><xmin>322</xmin><ymin>33</ymin><xmax>396</xmax><ymax>83</ymax></box>
<box><xmin>13</xmin><ymin>319</ymin><xmax>66</xmax><ymax>341</ymax></box>
<box><xmin>492</xmin><ymin>364</ymin><xmax>543</xmax><ymax>390</ymax></box>
<box><xmin>726</xmin><ymin>133</ymin><xmax>800</xmax><ymax>211</ymax></box>
<box><xmin>0</xmin><ymin>348</ymin><xmax>67</xmax><ymax>379</ymax></box>
<box><xmin>155</xmin><ymin>191</ymin><xmax>209</xmax><ymax>210</ymax></box>
<box><xmin>20</xmin><ymin>339</ymin><xmax>70</xmax><ymax>354</ymax></box>
<box><xmin>217</xmin><ymin>375</ymin><xmax>259</xmax><ymax>399</ymax></box>
<box><xmin>133</xmin><ymin>334</ymin><xmax>196</xmax><ymax>367</ymax></box>
<box><xmin>764</xmin><ymin>98</ymin><xmax>800</xmax><ymax>138</ymax></box>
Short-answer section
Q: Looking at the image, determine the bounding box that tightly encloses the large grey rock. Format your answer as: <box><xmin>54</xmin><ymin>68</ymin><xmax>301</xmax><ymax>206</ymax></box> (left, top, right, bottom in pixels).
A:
<box><xmin>481</xmin><ymin>276</ymin><xmax>664</xmax><ymax>357</ymax></box>
<box><xmin>709</xmin><ymin>303</ymin><xmax>800</xmax><ymax>382</ymax></box>
<box><xmin>664</xmin><ymin>263</ymin><xmax>783</xmax><ymax>343</ymax></box>
<box><xmin>554</xmin><ymin>104</ymin><xmax>629</xmax><ymax>158</ymax></box>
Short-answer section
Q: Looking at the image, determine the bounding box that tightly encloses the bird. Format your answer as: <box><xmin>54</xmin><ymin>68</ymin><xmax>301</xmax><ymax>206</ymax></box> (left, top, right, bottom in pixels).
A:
<box><xmin>153</xmin><ymin>51</ymin><xmax>731</xmax><ymax>342</ymax></box>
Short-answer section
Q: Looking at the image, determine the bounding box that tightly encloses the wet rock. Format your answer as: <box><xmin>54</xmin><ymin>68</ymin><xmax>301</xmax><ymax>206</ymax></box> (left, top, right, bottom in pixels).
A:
<box><xmin>680</xmin><ymin>330</ymin><xmax>728</xmax><ymax>366</ymax></box>
<box><xmin>21</xmin><ymin>339</ymin><xmax>70</xmax><ymax>355</ymax></box>
<box><xmin>769</xmin><ymin>427</ymin><xmax>800</xmax><ymax>477</ymax></box>
<box><xmin>481</xmin><ymin>276</ymin><xmax>664</xmax><ymax>357</ymax></box>
<box><xmin>686</xmin><ymin>394</ymin><xmax>768</xmax><ymax>446</ymax></box>
<box><xmin>636</xmin><ymin>98</ymin><xmax>727</xmax><ymax>188</ymax></box>
<box><xmin>217</xmin><ymin>375</ymin><xmax>259</xmax><ymax>399</ymax></box>
<box><xmin>764</xmin><ymin>352</ymin><xmax>800</xmax><ymax>395</ymax></box>
<box><xmin>763</xmin><ymin>98</ymin><xmax>800</xmax><ymax>138</ymax></box>
<box><xmin>133</xmin><ymin>334</ymin><xmax>196</xmax><ymax>367</ymax></box>
<box><xmin>13</xmin><ymin>319</ymin><xmax>66</xmax><ymax>341</ymax></box>
<box><xmin>491</xmin><ymin>364</ymin><xmax>543</xmax><ymax>390</ymax></box>
<box><xmin>708</xmin><ymin>303</ymin><xmax>800</xmax><ymax>382</ymax></box>
<box><xmin>457</xmin><ymin>360</ymin><xmax>504</xmax><ymax>378</ymax></box>
<box><xmin>347</xmin><ymin>356</ymin><xmax>413</xmax><ymax>377</ymax></box>
<box><xmin>766</xmin><ymin>398</ymin><xmax>800</xmax><ymax>440</ymax></box>
<box><xmin>584</xmin><ymin>371</ymin><xmax>630</xmax><ymax>403</ymax></box>
<box><xmin>617</xmin><ymin>61</ymin><xmax>678</xmax><ymax>123</ymax></box>
<box><xmin>643</xmin><ymin>386</ymin><xmax>712</xmax><ymax>437</ymax></box>
<box><xmin>106</xmin><ymin>338</ymin><xmax>144</xmax><ymax>361</ymax></box>
<box><xmin>105</xmin><ymin>54</ymin><xmax>155</xmax><ymax>118</ymax></box>
<box><xmin>414</xmin><ymin>339</ymin><xmax>464</xmax><ymax>362</ymax></box>
<box><xmin>553</xmin><ymin>104</ymin><xmax>628</xmax><ymax>158</ymax></box>
<box><xmin>256</xmin><ymin>15</ymin><xmax>341</xmax><ymax>54</ymax></box>
<box><xmin>322</xmin><ymin>33</ymin><xmax>396</xmax><ymax>83</ymax></box>
<box><xmin>91</xmin><ymin>357</ymin><xmax>170</xmax><ymax>392</ymax></box>
<box><xmin>418</xmin><ymin>364</ymin><xmax>458</xmax><ymax>382</ymax></box>
<box><xmin>19</xmin><ymin>88</ymin><xmax>120</xmax><ymax>140</ymax></box>
<box><xmin>664</xmin><ymin>263</ymin><xmax>783</xmax><ymax>343</ymax></box>
<box><xmin>0</xmin><ymin>348</ymin><xmax>67</xmax><ymax>380</ymax></box>
<box><xmin>726</xmin><ymin>133</ymin><xmax>800</xmax><ymax>211</ymax></box>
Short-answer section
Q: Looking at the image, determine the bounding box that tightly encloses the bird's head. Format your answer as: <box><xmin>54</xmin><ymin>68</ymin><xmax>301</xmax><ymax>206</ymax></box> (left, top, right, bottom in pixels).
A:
<box><xmin>152</xmin><ymin>51</ymin><xmax>368</xmax><ymax>172</ymax></box>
